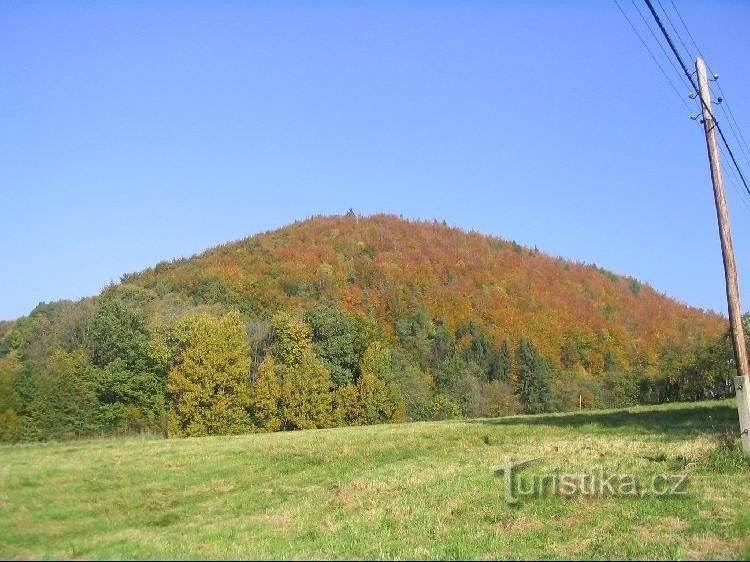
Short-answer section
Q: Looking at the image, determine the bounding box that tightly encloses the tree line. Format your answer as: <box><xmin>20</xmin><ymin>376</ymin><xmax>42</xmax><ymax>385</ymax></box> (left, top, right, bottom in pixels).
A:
<box><xmin>0</xmin><ymin>284</ymin><xmax>743</xmax><ymax>443</ymax></box>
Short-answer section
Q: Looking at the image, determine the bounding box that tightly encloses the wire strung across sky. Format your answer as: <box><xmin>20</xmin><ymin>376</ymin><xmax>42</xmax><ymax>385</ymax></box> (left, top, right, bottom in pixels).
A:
<box><xmin>667</xmin><ymin>0</ymin><xmax>750</xmax><ymax>171</ymax></box>
<box><xmin>654</xmin><ymin>0</ymin><xmax>750</xmax><ymax>212</ymax></box>
<box><xmin>613</xmin><ymin>0</ymin><xmax>692</xmax><ymax>111</ymax></box>
<box><xmin>719</xmin><ymin>140</ymin><xmax>750</xmax><ymax>216</ymax></box>
<box><xmin>641</xmin><ymin>0</ymin><xmax>750</xmax><ymax>199</ymax></box>
<box><xmin>631</xmin><ymin>0</ymin><xmax>693</xmax><ymax>95</ymax></box>
<box><xmin>660</xmin><ymin>0</ymin><xmax>750</xmax><ymax>173</ymax></box>
<box><xmin>614</xmin><ymin>0</ymin><xmax>750</xmax><ymax>209</ymax></box>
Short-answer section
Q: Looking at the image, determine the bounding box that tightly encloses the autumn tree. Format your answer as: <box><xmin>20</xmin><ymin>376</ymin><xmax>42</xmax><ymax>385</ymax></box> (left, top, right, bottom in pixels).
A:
<box><xmin>0</xmin><ymin>351</ymin><xmax>22</xmax><ymax>442</ymax></box>
<box><xmin>280</xmin><ymin>351</ymin><xmax>333</xmax><ymax>430</ymax></box>
<box><xmin>479</xmin><ymin>380</ymin><xmax>521</xmax><ymax>417</ymax></box>
<box><xmin>332</xmin><ymin>383</ymin><xmax>362</xmax><ymax>426</ymax></box>
<box><xmin>271</xmin><ymin>311</ymin><xmax>334</xmax><ymax>430</ymax></box>
<box><xmin>271</xmin><ymin>311</ymin><xmax>312</xmax><ymax>368</ymax></box>
<box><xmin>167</xmin><ymin>311</ymin><xmax>251</xmax><ymax>437</ymax></box>
<box><xmin>250</xmin><ymin>356</ymin><xmax>282</xmax><ymax>432</ymax></box>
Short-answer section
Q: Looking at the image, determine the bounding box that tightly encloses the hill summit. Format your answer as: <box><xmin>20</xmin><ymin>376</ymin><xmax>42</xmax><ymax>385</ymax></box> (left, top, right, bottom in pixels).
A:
<box><xmin>127</xmin><ymin>212</ymin><xmax>723</xmax><ymax>371</ymax></box>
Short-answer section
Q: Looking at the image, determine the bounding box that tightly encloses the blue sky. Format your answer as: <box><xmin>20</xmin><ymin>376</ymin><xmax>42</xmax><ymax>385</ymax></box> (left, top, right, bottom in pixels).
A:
<box><xmin>1</xmin><ymin>0</ymin><xmax>749</xmax><ymax>321</ymax></box>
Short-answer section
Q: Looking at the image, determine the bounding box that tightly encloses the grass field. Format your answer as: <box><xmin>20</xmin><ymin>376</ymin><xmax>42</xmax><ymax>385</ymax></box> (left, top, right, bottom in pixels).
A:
<box><xmin>1</xmin><ymin>399</ymin><xmax>749</xmax><ymax>560</ymax></box>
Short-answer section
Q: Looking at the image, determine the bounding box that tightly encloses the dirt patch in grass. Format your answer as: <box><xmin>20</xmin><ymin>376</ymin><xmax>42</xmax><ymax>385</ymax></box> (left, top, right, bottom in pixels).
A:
<box><xmin>248</xmin><ymin>514</ymin><xmax>293</xmax><ymax>526</ymax></box>
<box><xmin>682</xmin><ymin>534</ymin><xmax>746</xmax><ymax>560</ymax></box>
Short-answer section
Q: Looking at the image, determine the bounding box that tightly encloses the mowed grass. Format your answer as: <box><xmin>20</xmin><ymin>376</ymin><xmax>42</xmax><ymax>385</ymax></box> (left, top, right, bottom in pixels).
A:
<box><xmin>1</xmin><ymin>400</ymin><xmax>749</xmax><ymax>560</ymax></box>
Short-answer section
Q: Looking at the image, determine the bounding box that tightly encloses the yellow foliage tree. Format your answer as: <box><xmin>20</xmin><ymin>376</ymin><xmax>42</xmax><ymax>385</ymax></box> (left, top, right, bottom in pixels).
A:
<box><xmin>250</xmin><ymin>356</ymin><xmax>282</xmax><ymax>432</ymax></box>
<box><xmin>167</xmin><ymin>311</ymin><xmax>251</xmax><ymax>437</ymax></box>
<box><xmin>332</xmin><ymin>383</ymin><xmax>362</xmax><ymax>426</ymax></box>
<box><xmin>0</xmin><ymin>351</ymin><xmax>21</xmax><ymax>442</ymax></box>
<box><xmin>280</xmin><ymin>351</ymin><xmax>333</xmax><ymax>430</ymax></box>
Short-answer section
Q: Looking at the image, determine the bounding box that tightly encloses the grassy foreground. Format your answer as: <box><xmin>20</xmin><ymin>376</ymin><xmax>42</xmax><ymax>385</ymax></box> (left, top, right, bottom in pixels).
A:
<box><xmin>1</xmin><ymin>400</ymin><xmax>749</xmax><ymax>560</ymax></box>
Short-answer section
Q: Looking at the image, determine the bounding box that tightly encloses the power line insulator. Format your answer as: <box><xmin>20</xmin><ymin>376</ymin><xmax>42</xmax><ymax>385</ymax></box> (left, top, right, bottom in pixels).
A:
<box><xmin>690</xmin><ymin>113</ymin><xmax>698</xmax><ymax>120</ymax></box>
<box><xmin>689</xmin><ymin>92</ymin><xmax>697</xmax><ymax>99</ymax></box>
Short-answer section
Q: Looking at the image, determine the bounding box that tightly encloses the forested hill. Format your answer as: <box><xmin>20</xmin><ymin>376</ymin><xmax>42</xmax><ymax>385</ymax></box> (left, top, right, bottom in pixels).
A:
<box><xmin>0</xmin><ymin>213</ymin><xmax>735</xmax><ymax>442</ymax></box>
<box><xmin>127</xmin><ymin>213</ymin><xmax>723</xmax><ymax>366</ymax></box>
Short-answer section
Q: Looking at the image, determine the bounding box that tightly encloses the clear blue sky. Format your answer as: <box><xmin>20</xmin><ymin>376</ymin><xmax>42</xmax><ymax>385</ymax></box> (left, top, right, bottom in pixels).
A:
<box><xmin>2</xmin><ymin>0</ymin><xmax>749</xmax><ymax>321</ymax></box>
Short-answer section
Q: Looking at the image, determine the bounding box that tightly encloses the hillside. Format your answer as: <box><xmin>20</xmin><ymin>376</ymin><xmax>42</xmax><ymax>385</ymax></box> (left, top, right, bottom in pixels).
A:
<box><xmin>0</xmin><ymin>213</ymin><xmax>736</xmax><ymax>442</ymax></box>
<box><xmin>126</xmin><ymin>213</ymin><xmax>723</xmax><ymax>370</ymax></box>
<box><xmin>1</xmin><ymin>400</ymin><xmax>748</xmax><ymax>559</ymax></box>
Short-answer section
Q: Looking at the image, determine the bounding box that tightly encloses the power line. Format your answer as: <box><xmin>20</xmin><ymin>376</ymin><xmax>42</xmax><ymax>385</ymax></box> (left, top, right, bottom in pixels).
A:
<box><xmin>642</xmin><ymin>0</ymin><xmax>750</xmax><ymax>197</ymax></box>
<box><xmin>630</xmin><ymin>0</ymin><xmax>693</xmax><ymax>94</ymax></box>
<box><xmin>613</xmin><ymin>0</ymin><xmax>692</xmax><ymax>111</ymax></box>
<box><xmin>715</xmin><ymin>89</ymin><xmax>750</xmax><ymax>171</ymax></box>
<box><xmin>668</xmin><ymin>0</ymin><xmax>702</xmax><ymax>58</ymax></box>
<box><xmin>656</xmin><ymin>0</ymin><xmax>696</xmax><ymax>63</ymax></box>
<box><xmin>666</xmin><ymin>0</ymin><xmax>750</xmax><ymax>170</ymax></box>
<box><xmin>720</xmin><ymin>141</ymin><xmax>750</xmax><ymax>216</ymax></box>
<box><xmin>711</xmin><ymin>85</ymin><xmax>750</xmax><ymax>173</ymax></box>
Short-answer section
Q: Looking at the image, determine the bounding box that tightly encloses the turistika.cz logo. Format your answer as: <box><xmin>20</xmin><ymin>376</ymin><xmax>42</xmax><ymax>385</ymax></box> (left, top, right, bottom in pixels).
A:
<box><xmin>492</xmin><ymin>458</ymin><xmax>689</xmax><ymax>504</ymax></box>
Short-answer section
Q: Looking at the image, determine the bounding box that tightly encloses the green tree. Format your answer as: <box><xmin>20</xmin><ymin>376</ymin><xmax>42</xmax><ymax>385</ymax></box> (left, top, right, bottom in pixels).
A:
<box><xmin>84</xmin><ymin>294</ymin><xmax>169</xmax><ymax>434</ymax></box>
<box><xmin>434</xmin><ymin>354</ymin><xmax>466</xmax><ymax>393</ymax></box>
<box><xmin>87</xmin><ymin>297</ymin><xmax>152</xmax><ymax>370</ymax></box>
<box><xmin>89</xmin><ymin>358</ymin><xmax>167</xmax><ymax>433</ymax></box>
<box><xmin>429</xmin><ymin>394</ymin><xmax>462</xmax><ymax>420</ymax></box>
<box><xmin>514</xmin><ymin>338</ymin><xmax>553</xmax><ymax>414</ymax></box>
<box><xmin>603</xmin><ymin>370</ymin><xmax>639</xmax><ymax>407</ymax></box>
<box><xmin>490</xmin><ymin>340</ymin><xmax>513</xmax><ymax>382</ymax></box>
<box><xmin>27</xmin><ymin>348</ymin><xmax>98</xmax><ymax>440</ymax></box>
<box><xmin>457</xmin><ymin>322</ymin><xmax>494</xmax><ymax>380</ymax></box>
<box><xmin>167</xmin><ymin>311</ymin><xmax>251</xmax><ymax>437</ymax></box>
<box><xmin>359</xmin><ymin>341</ymin><xmax>404</xmax><ymax>423</ymax></box>
<box><xmin>250</xmin><ymin>356</ymin><xmax>282</xmax><ymax>432</ymax></box>
<box><xmin>604</xmin><ymin>348</ymin><xmax>624</xmax><ymax>374</ymax></box>
<box><xmin>304</xmin><ymin>305</ymin><xmax>359</xmax><ymax>387</ymax></box>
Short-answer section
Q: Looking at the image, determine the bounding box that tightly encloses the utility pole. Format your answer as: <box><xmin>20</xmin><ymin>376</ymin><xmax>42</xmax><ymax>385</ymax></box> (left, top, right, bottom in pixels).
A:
<box><xmin>695</xmin><ymin>57</ymin><xmax>750</xmax><ymax>453</ymax></box>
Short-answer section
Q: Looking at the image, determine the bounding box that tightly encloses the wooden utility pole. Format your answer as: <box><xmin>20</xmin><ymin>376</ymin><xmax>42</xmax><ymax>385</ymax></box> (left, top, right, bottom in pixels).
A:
<box><xmin>696</xmin><ymin>57</ymin><xmax>750</xmax><ymax>453</ymax></box>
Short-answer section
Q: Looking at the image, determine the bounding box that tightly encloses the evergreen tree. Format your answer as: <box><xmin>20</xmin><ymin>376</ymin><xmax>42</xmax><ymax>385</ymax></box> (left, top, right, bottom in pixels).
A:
<box><xmin>514</xmin><ymin>338</ymin><xmax>553</xmax><ymax>414</ymax></box>
<box><xmin>490</xmin><ymin>340</ymin><xmax>513</xmax><ymax>382</ymax></box>
<box><xmin>458</xmin><ymin>322</ymin><xmax>494</xmax><ymax>379</ymax></box>
<box><xmin>167</xmin><ymin>311</ymin><xmax>251</xmax><ymax>437</ymax></box>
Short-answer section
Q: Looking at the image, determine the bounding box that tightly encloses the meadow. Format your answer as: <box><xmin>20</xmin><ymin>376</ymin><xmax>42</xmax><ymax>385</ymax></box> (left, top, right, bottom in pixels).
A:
<box><xmin>1</xmin><ymin>399</ymin><xmax>748</xmax><ymax>560</ymax></box>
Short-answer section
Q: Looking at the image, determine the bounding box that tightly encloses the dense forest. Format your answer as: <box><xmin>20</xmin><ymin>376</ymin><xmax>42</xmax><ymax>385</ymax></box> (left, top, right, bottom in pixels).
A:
<box><xmin>0</xmin><ymin>213</ymin><xmax>744</xmax><ymax>442</ymax></box>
